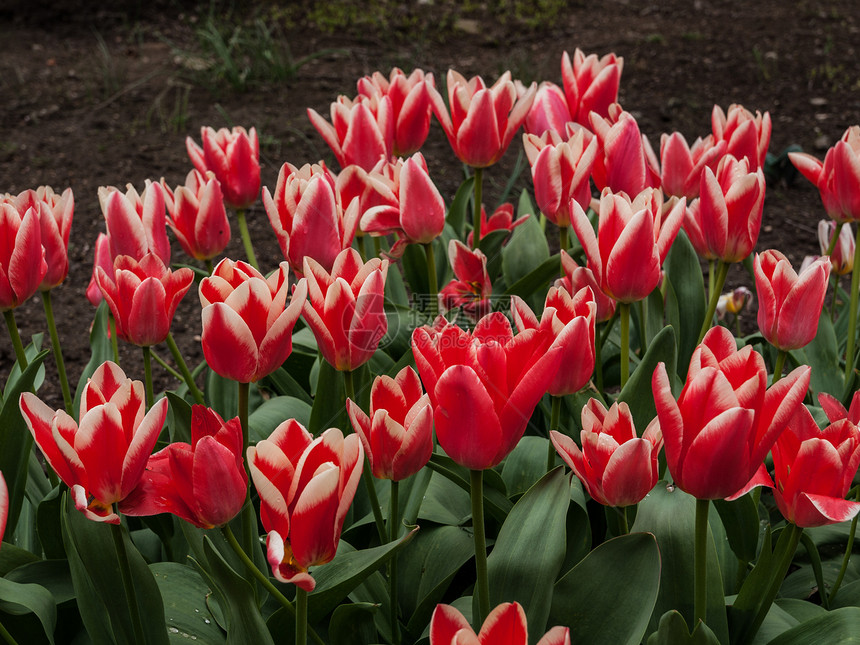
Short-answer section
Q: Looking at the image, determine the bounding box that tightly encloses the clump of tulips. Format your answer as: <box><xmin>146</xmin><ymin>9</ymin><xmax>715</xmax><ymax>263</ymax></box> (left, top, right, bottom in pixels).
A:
<box><xmin>3</xmin><ymin>47</ymin><xmax>860</xmax><ymax>645</ymax></box>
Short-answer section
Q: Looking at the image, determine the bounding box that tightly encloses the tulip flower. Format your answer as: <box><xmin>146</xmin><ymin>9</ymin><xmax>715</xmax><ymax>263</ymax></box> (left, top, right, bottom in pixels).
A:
<box><xmin>652</xmin><ymin>326</ymin><xmax>811</xmax><ymax>500</ymax></box>
<box><xmin>790</xmin><ymin>126</ymin><xmax>860</xmax><ymax>222</ymax></box>
<box><xmin>819</xmin><ymin>220</ymin><xmax>854</xmax><ymax>275</ymax></box>
<box><xmin>95</xmin><ymin>253</ymin><xmax>194</xmax><ymax>348</ymax></box>
<box><xmin>263</xmin><ymin>162</ymin><xmax>360</xmax><ymax>274</ymax></box>
<box><xmin>439</xmin><ymin>240</ymin><xmax>493</xmax><ymax>319</ymax></box>
<box><xmin>819</xmin><ymin>390</ymin><xmax>860</xmax><ymax>426</ymax></box>
<box><xmin>772</xmin><ymin>404</ymin><xmax>860</xmax><ymax>527</ymax></box>
<box><xmin>186</xmin><ymin>126</ymin><xmax>261</xmax><ymax>210</ymax></box>
<box><xmin>346</xmin><ymin>366</ymin><xmax>433</xmax><ymax>481</ymax></box>
<box><xmin>121</xmin><ymin>405</ymin><xmax>246</xmax><ymax>529</ymax></box>
<box><xmin>429</xmin><ymin>70</ymin><xmax>536</xmax><ymax>168</ymax></box>
<box><xmin>411</xmin><ymin>312</ymin><xmax>566</xmax><ymax>470</ymax></box>
<box><xmin>19</xmin><ymin>361</ymin><xmax>168</xmax><ymax>523</ymax></box>
<box><xmin>199</xmin><ymin>259</ymin><xmax>307</xmax><ymax>383</ymax></box>
<box><xmin>589</xmin><ymin>106</ymin><xmax>661</xmax><ymax>196</ymax></box>
<box><xmin>430</xmin><ymin>601</ymin><xmax>570</xmax><ymax>645</ymax></box>
<box><xmin>247</xmin><ymin>420</ymin><xmax>363</xmax><ymax>591</ymax></box>
<box><xmin>161</xmin><ymin>169</ymin><xmax>230</xmax><ymax>262</ymax></box>
<box><xmin>571</xmin><ymin>187</ymin><xmax>685</xmax><ymax>303</ymax></box>
<box><xmin>0</xmin><ymin>203</ymin><xmax>46</xmax><ymax>310</ymax></box>
<box><xmin>561</xmin><ymin>48</ymin><xmax>623</xmax><ymax>126</ymax></box>
<box><xmin>524</xmin><ymin>127</ymin><xmax>598</xmax><ymax>228</ymax></box>
<box><xmin>716</xmin><ymin>286</ymin><xmax>753</xmax><ymax>320</ymax></box>
<box><xmin>357</xmin><ymin>67</ymin><xmax>435</xmax><ymax>157</ymax></box>
<box><xmin>524</xmin><ymin>82</ymin><xmax>571</xmax><ymax>136</ymax></box>
<box><xmin>308</xmin><ymin>93</ymin><xmax>393</xmax><ymax>171</ymax></box>
<box><xmin>556</xmin><ymin>250</ymin><xmax>616</xmax><ymax>322</ymax></box>
<box><xmin>299</xmin><ymin>248</ymin><xmax>388</xmax><ymax>372</ymax></box>
<box><xmin>658</xmin><ymin>132</ymin><xmax>727</xmax><ymax>200</ymax></box>
<box><xmin>466</xmin><ymin>203</ymin><xmax>528</xmax><ymax>247</ymax></box>
<box><xmin>754</xmin><ymin>250</ymin><xmax>831</xmax><ymax>351</ymax></box>
<box><xmin>0</xmin><ymin>471</ymin><xmax>6</xmax><ymax>546</ymax></box>
<box><xmin>712</xmin><ymin>103</ymin><xmax>771</xmax><ymax>171</ymax></box>
<box><xmin>511</xmin><ymin>285</ymin><xmax>597</xmax><ymax>396</ymax></box>
<box><xmin>85</xmin><ymin>233</ymin><xmax>112</xmax><ymax>307</ymax></box>
<box><xmin>552</xmin><ymin>399</ymin><xmax>663</xmax><ymax>507</ymax></box>
<box><xmin>99</xmin><ymin>181</ymin><xmax>171</xmax><ymax>266</ymax></box>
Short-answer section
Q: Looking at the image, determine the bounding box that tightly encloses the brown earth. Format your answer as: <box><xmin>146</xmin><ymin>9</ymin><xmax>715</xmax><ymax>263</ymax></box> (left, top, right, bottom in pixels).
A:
<box><xmin>1</xmin><ymin>0</ymin><xmax>859</xmax><ymax>407</ymax></box>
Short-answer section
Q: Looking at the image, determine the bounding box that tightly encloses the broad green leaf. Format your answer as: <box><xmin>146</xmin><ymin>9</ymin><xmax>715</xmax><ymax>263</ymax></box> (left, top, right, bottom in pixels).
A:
<box><xmin>308</xmin><ymin>358</ymin><xmax>347</xmax><ymax>435</ymax></box>
<box><xmin>646</xmin><ymin>610</ymin><xmax>721</xmax><ymax>645</ymax></box>
<box><xmin>0</xmin><ymin>576</ymin><xmax>56</xmax><ymax>644</ymax></box>
<box><xmin>425</xmin><ymin>453</ymin><xmax>512</xmax><ymax>522</ymax></box>
<box><xmin>72</xmin><ymin>302</ymin><xmax>112</xmax><ymax>418</ymax></box>
<box><xmin>551</xmin><ymin>533</ymin><xmax>661</xmax><ymax>645</ymax></box>
<box><xmin>764</xmin><ymin>607</ymin><xmax>860</xmax><ymax>645</ymax></box>
<box><xmin>831</xmin><ymin>578</ymin><xmax>860</xmax><ymax>609</ymax></box>
<box><xmin>798</xmin><ymin>310</ymin><xmax>842</xmax><ymax>399</ymax></box>
<box><xmin>502</xmin><ymin>196</ymin><xmax>550</xmax><ymax>292</ymax></box>
<box><xmin>151</xmin><ymin>562</ymin><xmax>226</xmax><ymax>644</ymax></box>
<box><xmin>487</xmin><ymin>467</ymin><xmax>570</xmax><ymax>642</ymax></box>
<box><xmin>348</xmin><ymin>569</ymin><xmax>392</xmax><ymax>643</ymax></box>
<box><xmin>329</xmin><ymin>602</ymin><xmax>378</xmax><ymax>645</ymax></box>
<box><xmin>714</xmin><ymin>493</ymin><xmax>761</xmax><ymax>564</ymax></box>
<box><xmin>617</xmin><ymin>325</ymin><xmax>677</xmax><ymax>432</ymax></box>
<box><xmin>384</xmin><ymin>260</ymin><xmax>411</xmax><ymax>307</ymax></box>
<box><xmin>478</xmin><ymin>229</ymin><xmax>511</xmax><ymax>280</ymax></box>
<box><xmin>166</xmin><ymin>392</ymin><xmax>193</xmax><ymax>444</ymax></box>
<box><xmin>500</xmin><ymin>436</ymin><xmax>552</xmax><ymax>498</ymax></box>
<box><xmin>0</xmin><ymin>543</ymin><xmax>40</xmax><ymax>577</ymax></box>
<box><xmin>261</xmin><ymin>366</ymin><xmax>313</xmax><ymax>404</ymax></box>
<box><xmin>503</xmin><ymin>255</ymin><xmax>562</xmax><ymax>303</ymax></box>
<box><xmin>664</xmin><ymin>230</ymin><xmax>706</xmax><ymax>377</ymax></box>
<box><xmin>416</xmin><ymin>472</ymin><xmax>471</xmax><ymax>526</ymax></box>
<box><xmin>5</xmin><ymin>559</ymin><xmax>74</xmax><ymax>606</ymax></box>
<box><xmin>643</xmin><ymin>288</ymin><xmax>666</xmax><ymax>352</ymax></box>
<box><xmin>559</xmin><ymin>478</ymin><xmax>591</xmax><ymax>573</ymax></box>
<box><xmin>401</xmin><ymin>240</ymin><xmax>430</xmax><ymax>297</ymax></box>
<box><xmin>248</xmin><ymin>396</ymin><xmax>312</xmax><ymax>442</ymax></box>
<box><xmin>447</xmin><ymin>176</ymin><xmax>475</xmax><ymax>238</ymax></box>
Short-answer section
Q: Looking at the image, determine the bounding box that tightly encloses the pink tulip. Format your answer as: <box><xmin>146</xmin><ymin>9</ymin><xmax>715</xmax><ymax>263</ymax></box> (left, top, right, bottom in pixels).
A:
<box><xmin>20</xmin><ymin>361</ymin><xmax>168</xmax><ymax>523</ymax></box>
<box><xmin>430</xmin><ymin>601</ymin><xmax>570</xmax><ymax>645</ymax></box>
<box><xmin>571</xmin><ymin>187</ymin><xmax>685</xmax><ymax>303</ymax></box>
<box><xmin>820</xmin><ymin>391</ymin><xmax>860</xmax><ymax>426</ymax></box>
<box><xmin>263</xmin><ymin>162</ymin><xmax>360</xmax><ymax>274</ymax></box>
<box><xmin>308</xmin><ymin>93</ymin><xmax>393</xmax><ymax>171</ymax></box>
<box><xmin>199</xmin><ymin>259</ymin><xmax>307</xmax><ymax>383</ymax></box>
<box><xmin>429</xmin><ymin>70</ymin><xmax>536</xmax><ymax>168</ymax></box>
<box><xmin>439</xmin><ymin>240</ymin><xmax>493</xmax><ymax>319</ymax></box>
<box><xmin>299</xmin><ymin>248</ymin><xmax>388</xmax><ymax>371</ymax></box>
<box><xmin>589</xmin><ymin>106</ymin><xmax>661</xmax><ymax>196</ymax></box>
<box><xmin>524</xmin><ymin>82</ymin><xmax>571</xmax><ymax>136</ymax></box>
<box><xmin>552</xmin><ymin>399</ymin><xmax>663</xmax><ymax>507</ymax></box>
<box><xmin>658</xmin><ymin>132</ymin><xmax>727</xmax><ymax>200</ymax></box>
<box><xmin>98</xmin><ymin>181</ymin><xmax>170</xmax><ymax>265</ymax></box>
<box><xmin>85</xmin><ymin>233</ymin><xmax>112</xmax><ymax>307</ymax></box>
<box><xmin>121</xmin><ymin>405</ymin><xmax>246</xmax><ymax>529</ymax></box>
<box><xmin>96</xmin><ymin>253</ymin><xmax>194</xmax><ymax>347</ymax></box>
<box><xmin>818</xmin><ymin>220</ymin><xmax>854</xmax><ymax>275</ymax></box>
<box><xmin>511</xmin><ymin>285</ymin><xmax>597</xmax><ymax>396</ymax></box>
<box><xmin>466</xmin><ymin>203</ymin><xmax>528</xmax><ymax>246</ymax></box>
<box><xmin>186</xmin><ymin>126</ymin><xmax>261</xmax><ymax>210</ymax></box>
<box><xmin>0</xmin><ymin>203</ymin><xmax>46</xmax><ymax>311</ymax></box>
<box><xmin>346</xmin><ymin>366</ymin><xmax>433</xmax><ymax>481</ymax></box>
<box><xmin>712</xmin><ymin>104</ymin><xmax>771</xmax><ymax>171</ymax></box>
<box><xmin>790</xmin><ymin>126</ymin><xmax>860</xmax><ymax>222</ymax></box>
<box><xmin>247</xmin><ymin>421</ymin><xmax>363</xmax><ymax>591</ymax></box>
<box><xmin>754</xmin><ymin>250</ymin><xmax>830</xmax><ymax>351</ymax></box>
<box><xmin>161</xmin><ymin>170</ymin><xmax>230</xmax><ymax>261</ymax></box>
<box><xmin>357</xmin><ymin>67</ymin><xmax>435</xmax><ymax>157</ymax></box>
<box><xmin>561</xmin><ymin>48</ymin><xmax>623</xmax><ymax>126</ymax></box>
<box><xmin>556</xmin><ymin>250</ymin><xmax>616</xmax><ymax>322</ymax></box>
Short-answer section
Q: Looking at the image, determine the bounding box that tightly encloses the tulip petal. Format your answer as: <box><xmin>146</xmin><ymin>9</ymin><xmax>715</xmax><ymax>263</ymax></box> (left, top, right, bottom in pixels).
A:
<box><xmin>601</xmin><ymin>438</ymin><xmax>656</xmax><ymax>507</ymax></box>
<box><xmin>681</xmin><ymin>407</ymin><xmax>755</xmax><ymax>499</ymax></box>
<box><xmin>430</xmin><ymin>605</ymin><xmax>474</xmax><ymax>645</ymax></box>
<box><xmin>201</xmin><ymin>303</ymin><xmax>259</xmax><ymax>383</ymax></box>
<box><xmin>477</xmin><ymin>601</ymin><xmax>528</xmax><ymax>644</ymax></box>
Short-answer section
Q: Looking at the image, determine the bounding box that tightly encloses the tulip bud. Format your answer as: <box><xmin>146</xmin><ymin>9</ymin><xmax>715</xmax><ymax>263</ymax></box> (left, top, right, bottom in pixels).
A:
<box><xmin>186</xmin><ymin>126</ymin><xmax>261</xmax><ymax>209</ymax></box>
<box><xmin>818</xmin><ymin>220</ymin><xmax>855</xmax><ymax>275</ymax></box>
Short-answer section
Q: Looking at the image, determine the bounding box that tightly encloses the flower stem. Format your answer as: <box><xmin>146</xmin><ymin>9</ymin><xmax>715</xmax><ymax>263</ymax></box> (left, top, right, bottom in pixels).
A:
<box><xmin>595</xmin><ymin>321</ymin><xmax>605</xmax><ymax>392</ymax></box>
<box><xmin>166</xmin><ymin>333</ymin><xmax>205</xmax><ymax>404</ymax></box>
<box><xmin>828</xmin><ymin>486</ymin><xmax>860</xmax><ymax>605</ymax></box>
<box><xmin>771</xmin><ymin>349</ymin><xmax>788</xmax><ymax>385</ymax></box>
<box><xmin>237</xmin><ymin>381</ymin><xmax>256</xmax><ymax>555</ymax></box>
<box><xmin>844</xmin><ymin>225</ymin><xmax>860</xmax><ymax>386</ymax></box>
<box><xmin>0</xmin><ymin>620</ymin><xmax>19</xmax><ymax>645</ymax></box>
<box><xmin>235</xmin><ymin>208</ymin><xmax>259</xmax><ymax>271</ymax></box>
<box><xmin>471</xmin><ymin>167</ymin><xmax>483</xmax><ymax>248</ymax></box>
<box><xmin>698</xmin><ymin>260</ymin><xmax>730</xmax><ymax>344</ymax></box>
<box><xmin>547</xmin><ymin>395</ymin><xmax>561</xmax><ymax>472</ymax></box>
<box><xmin>111</xmin><ymin>523</ymin><xmax>144</xmax><ymax>645</ymax></box>
<box><xmin>3</xmin><ymin>309</ymin><xmax>28</xmax><ymax>369</ymax></box>
<box><xmin>42</xmin><ymin>290</ymin><xmax>73</xmax><ymax>414</ymax></box>
<box><xmin>619</xmin><ymin>303</ymin><xmax>631</xmax><ymax>388</ymax></box>
<box><xmin>108</xmin><ymin>312</ymin><xmax>120</xmax><ymax>364</ymax></box>
<box><xmin>470</xmin><ymin>468</ymin><xmax>490</xmax><ymax>627</ymax></box>
<box><xmin>827</xmin><ymin>222</ymin><xmax>845</xmax><ymax>256</ymax></box>
<box><xmin>142</xmin><ymin>346</ymin><xmax>154</xmax><ymax>410</ymax></box>
<box><xmin>424</xmin><ymin>242</ymin><xmax>438</xmax><ymax>318</ymax></box>
<box><xmin>831</xmin><ymin>274</ymin><xmax>840</xmax><ymax>323</ymax></box>
<box><xmin>708</xmin><ymin>259</ymin><xmax>715</xmax><ymax>301</ymax></box>
<box><xmin>296</xmin><ymin>587</ymin><xmax>308</xmax><ymax>645</ymax></box>
<box><xmin>558</xmin><ymin>225</ymin><xmax>569</xmax><ymax>256</ymax></box>
<box><xmin>205</xmin><ymin>258</ymin><xmax>214</xmax><ymax>275</ymax></box>
<box><xmin>618</xmin><ymin>506</ymin><xmax>629</xmax><ymax>535</ymax></box>
<box><xmin>694</xmin><ymin>498</ymin><xmax>710</xmax><ymax>627</ymax></box>
<box><xmin>389</xmin><ymin>480</ymin><xmax>401</xmax><ymax>645</ymax></box>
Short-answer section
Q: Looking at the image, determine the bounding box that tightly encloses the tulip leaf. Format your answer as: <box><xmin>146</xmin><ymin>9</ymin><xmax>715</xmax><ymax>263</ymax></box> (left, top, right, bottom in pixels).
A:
<box><xmin>487</xmin><ymin>466</ymin><xmax>570</xmax><ymax>642</ymax></box>
<box><xmin>646</xmin><ymin>610</ymin><xmax>721</xmax><ymax>645</ymax></box>
<box><xmin>5</xmin><ymin>559</ymin><xmax>75</xmax><ymax>606</ymax></box>
<box><xmin>503</xmin><ymin>255</ymin><xmax>563</xmax><ymax>301</ymax></box>
<box><xmin>446</xmin><ymin>175</ymin><xmax>475</xmax><ymax>238</ymax></box>
<box><xmin>307</xmin><ymin>529</ymin><xmax>417</xmax><ymax>621</ymax></box>
<box><xmin>35</xmin><ymin>486</ymin><xmax>65</xmax><ymax>560</ymax></box>
<box><xmin>206</xmin><ymin>369</ymin><xmax>239</xmax><ymax>420</ymax></box>
<box><xmin>308</xmin><ymin>358</ymin><xmax>347</xmax><ymax>435</ymax></box>
<box><xmin>384</xmin><ymin>259</ymin><xmax>411</xmax><ymax>307</ymax></box>
<box><xmin>329</xmin><ymin>602</ymin><xmax>378</xmax><ymax>645</ymax></box>
<box><xmin>713</xmin><ymin>494</ymin><xmax>761</xmax><ymax>564</ymax></box>
<box><xmin>3</xmin><ymin>333</ymin><xmax>45</xmax><ymax>398</ymax></box>
<box><xmin>72</xmin><ymin>302</ymin><xmax>112</xmax><ymax>419</ymax></box>
<box><xmin>425</xmin><ymin>453</ymin><xmax>512</xmax><ymax>522</ymax></box>
<box><xmin>551</xmin><ymin>532</ymin><xmax>661</xmax><ymax>645</ymax></box>
<box><xmin>248</xmin><ymin>395</ymin><xmax>312</xmax><ymax>442</ymax></box>
<box><xmin>631</xmin><ymin>483</ymin><xmax>729</xmax><ymax>644</ymax></box>
<box><xmin>262</xmin><ymin>365</ymin><xmax>314</xmax><ymax>405</ymax></box>
<box><xmin>501</xmin><ymin>436</ymin><xmax>553</xmax><ymax>498</ymax></box>
<box><xmin>401</xmin><ymin>240</ymin><xmax>430</xmax><ymax>297</ymax></box>
<box><xmin>618</xmin><ymin>325</ymin><xmax>677</xmax><ymax>432</ymax></box>
<box><xmin>416</xmin><ymin>472</ymin><xmax>472</xmax><ymax>526</ymax></box>
<box><xmin>479</xmin><ymin>229</ymin><xmax>511</xmax><ymax>280</ymax></box>
<box><xmin>166</xmin><ymin>391</ymin><xmax>193</xmax><ymax>444</ymax></box>
<box><xmin>763</xmin><ymin>607</ymin><xmax>860</xmax><ymax>645</ymax></box>
<box><xmin>0</xmin><ymin>576</ymin><xmax>56</xmax><ymax>644</ymax></box>
<box><xmin>796</xmin><ymin>309</ymin><xmax>842</xmax><ymax>400</ymax></box>
<box><xmin>379</xmin><ymin>302</ymin><xmax>415</xmax><ymax>361</ymax></box>
<box><xmin>151</xmin><ymin>562</ymin><xmax>226</xmax><ymax>644</ymax></box>
<box><xmin>664</xmin><ymin>230</ymin><xmax>706</xmax><ymax>378</ymax></box>
<box><xmin>501</xmin><ymin>201</ymin><xmax>550</xmax><ymax>298</ymax></box>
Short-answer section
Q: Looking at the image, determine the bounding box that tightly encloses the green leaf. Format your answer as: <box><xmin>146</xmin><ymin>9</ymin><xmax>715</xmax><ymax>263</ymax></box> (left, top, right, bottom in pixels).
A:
<box><xmin>206</xmin><ymin>369</ymin><xmax>239</xmax><ymax>420</ymax></box>
<box><xmin>646</xmin><ymin>610</ymin><xmax>721</xmax><ymax>645</ymax></box>
<box><xmin>478</xmin><ymin>229</ymin><xmax>511</xmax><ymax>280</ymax></box>
<box><xmin>447</xmin><ymin>176</ymin><xmax>475</xmax><ymax>238</ymax></box>
<box><xmin>0</xmin><ymin>544</ymin><xmax>40</xmax><ymax>577</ymax></box>
<box><xmin>797</xmin><ymin>309</ymin><xmax>842</xmax><ymax>399</ymax></box>
<box><xmin>166</xmin><ymin>392</ymin><xmax>193</xmax><ymax>444</ymax></box>
<box><xmin>248</xmin><ymin>396</ymin><xmax>312</xmax><ymax>442</ymax></box>
<box><xmin>261</xmin><ymin>366</ymin><xmax>313</xmax><ymax>404</ymax></box>
<box><xmin>425</xmin><ymin>453</ymin><xmax>512</xmax><ymax>522</ymax></box>
<box><xmin>764</xmin><ymin>607</ymin><xmax>860</xmax><ymax>645</ymax></box>
<box><xmin>502</xmin><ymin>202</ymin><xmax>551</xmax><ymax>295</ymax></box>
<box><xmin>0</xmin><ymin>576</ymin><xmax>56</xmax><ymax>644</ymax></box>
<box><xmin>503</xmin><ymin>255</ymin><xmax>562</xmax><ymax>302</ymax></box>
<box><xmin>416</xmin><ymin>472</ymin><xmax>471</xmax><ymax>526</ymax></box>
<box><xmin>72</xmin><ymin>302</ymin><xmax>112</xmax><ymax>419</ymax></box>
<box><xmin>329</xmin><ymin>602</ymin><xmax>378</xmax><ymax>645</ymax></box>
<box><xmin>713</xmin><ymin>493</ymin><xmax>762</xmax><ymax>564</ymax></box>
<box><xmin>151</xmin><ymin>562</ymin><xmax>226</xmax><ymax>644</ymax></box>
<box><xmin>617</xmin><ymin>325</ymin><xmax>677</xmax><ymax>432</ymax></box>
<box><xmin>5</xmin><ymin>559</ymin><xmax>74</xmax><ymax>606</ymax></box>
<box><xmin>664</xmin><ymin>230</ymin><xmax>706</xmax><ymax>378</ymax></box>
<box><xmin>308</xmin><ymin>359</ymin><xmax>347</xmax><ymax>435</ymax></box>
<box><xmin>500</xmin><ymin>436</ymin><xmax>551</xmax><ymax>498</ymax></box>
<box><xmin>552</xmin><ymin>533</ymin><xmax>661</xmax><ymax>645</ymax></box>
<box><xmin>487</xmin><ymin>467</ymin><xmax>570</xmax><ymax>642</ymax></box>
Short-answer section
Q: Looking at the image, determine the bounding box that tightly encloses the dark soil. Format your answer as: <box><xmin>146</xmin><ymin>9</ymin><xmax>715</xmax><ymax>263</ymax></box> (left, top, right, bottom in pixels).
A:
<box><xmin>2</xmin><ymin>0</ymin><xmax>859</xmax><ymax>407</ymax></box>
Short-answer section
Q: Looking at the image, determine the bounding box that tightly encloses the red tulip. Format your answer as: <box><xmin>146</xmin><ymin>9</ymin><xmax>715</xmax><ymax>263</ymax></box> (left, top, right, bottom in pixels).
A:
<box><xmin>0</xmin><ymin>472</ymin><xmax>6</xmax><ymax>546</ymax></box>
<box><xmin>357</xmin><ymin>67</ymin><xmax>435</xmax><ymax>157</ymax></box>
<box><xmin>411</xmin><ymin>312</ymin><xmax>566</xmax><ymax>470</ymax></box>
<box><xmin>658</xmin><ymin>132</ymin><xmax>726</xmax><ymax>200</ymax></box>
<box><xmin>790</xmin><ymin>126</ymin><xmax>860</xmax><ymax>222</ymax></box>
<box><xmin>308</xmin><ymin>93</ymin><xmax>393</xmax><ymax>171</ymax></box>
<box><xmin>186</xmin><ymin>126</ymin><xmax>261</xmax><ymax>210</ymax></box>
<box><xmin>819</xmin><ymin>390</ymin><xmax>860</xmax><ymax>426</ymax></box>
<box><xmin>430</xmin><ymin>601</ymin><xmax>570</xmax><ymax>645</ymax></box>
<box><xmin>683</xmin><ymin>154</ymin><xmax>766</xmax><ymax>263</ymax></box>
<box><xmin>524</xmin><ymin>128</ymin><xmax>598</xmax><ymax>227</ymax></box>
<box><xmin>161</xmin><ymin>169</ymin><xmax>230</xmax><ymax>262</ymax></box>
<box><xmin>346</xmin><ymin>366</ymin><xmax>433</xmax><ymax>481</ymax></box>
<box><xmin>524</xmin><ymin>82</ymin><xmax>571</xmax><ymax>136</ymax></box>
<box><xmin>712</xmin><ymin>104</ymin><xmax>771</xmax><ymax>171</ymax></box>
<box><xmin>0</xmin><ymin>203</ymin><xmax>46</xmax><ymax>310</ymax></box>
<box><xmin>652</xmin><ymin>326</ymin><xmax>810</xmax><ymax>500</ymax></box>
<box><xmin>439</xmin><ymin>240</ymin><xmax>493</xmax><ymax>319</ymax></box>
<box><xmin>511</xmin><ymin>285</ymin><xmax>597</xmax><ymax>396</ymax></box>
<box><xmin>754</xmin><ymin>250</ymin><xmax>831</xmax><ymax>350</ymax></box>
<box><xmin>247</xmin><ymin>421</ymin><xmax>363</xmax><ymax>591</ymax></box>
<box><xmin>95</xmin><ymin>253</ymin><xmax>194</xmax><ymax>347</ymax></box>
<box><xmin>19</xmin><ymin>361</ymin><xmax>168</xmax><ymax>523</ymax></box>
<box><xmin>589</xmin><ymin>106</ymin><xmax>660</xmax><ymax>196</ymax></box>
<box><xmin>299</xmin><ymin>248</ymin><xmax>388</xmax><ymax>371</ymax></box>
<box><xmin>99</xmin><ymin>181</ymin><xmax>171</xmax><ymax>266</ymax></box>
<box><xmin>429</xmin><ymin>70</ymin><xmax>536</xmax><ymax>168</ymax></box>
<box><xmin>818</xmin><ymin>220</ymin><xmax>854</xmax><ymax>275</ymax></box>
<box><xmin>263</xmin><ymin>162</ymin><xmax>360</xmax><ymax>274</ymax></box>
<box><xmin>556</xmin><ymin>250</ymin><xmax>616</xmax><ymax>322</ymax></box>
<box><xmin>552</xmin><ymin>399</ymin><xmax>662</xmax><ymax>507</ymax></box>
<box><xmin>571</xmin><ymin>187</ymin><xmax>685</xmax><ymax>303</ymax></box>
<box><xmin>561</xmin><ymin>48</ymin><xmax>623</xmax><ymax>126</ymax></box>
<box><xmin>772</xmin><ymin>404</ymin><xmax>860</xmax><ymax>527</ymax></box>
<box><xmin>85</xmin><ymin>233</ymin><xmax>112</xmax><ymax>307</ymax></box>
<box><xmin>121</xmin><ymin>405</ymin><xmax>246</xmax><ymax>528</ymax></box>
<box><xmin>466</xmin><ymin>202</ymin><xmax>528</xmax><ymax>246</ymax></box>
<box><xmin>199</xmin><ymin>258</ymin><xmax>307</xmax><ymax>383</ymax></box>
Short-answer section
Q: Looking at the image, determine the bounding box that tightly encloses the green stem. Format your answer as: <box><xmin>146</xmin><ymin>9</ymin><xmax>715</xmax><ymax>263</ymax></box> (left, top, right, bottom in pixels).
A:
<box><xmin>558</xmin><ymin>225</ymin><xmax>569</xmax><ymax>256</ymax></box>
<box><xmin>595</xmin><ymin>321</ymin><xmax>604</xmax><ymax>392</ymax></box>
<box><xmin>828</xmin><ymin>486</ymin><xmax>860</xmax><ymax>605</ymax></box>
<box><xmin>389</xmin><ymin>480</ymin><xmax>401</xmax><ymax>645</ymax></box>
<box><xmin>694</xmin><ymin>498</ymin><xmax>710</xmax><ymax>627</ymax></box>
<box><xmin>470</xmin><ymin>468</ymin><xmax>490</xmax><ymax>627</ymax></box>
<box><xmin>827</xmin><ymin>222</ymin><xmax>845</xmax><ymax>256</ymax></box>
<box><xmin>142</xmin><ymin>346</ymin><xmax>154</xmax><ymax>410</ymax></box>
<box><xmin>801</xmin><ymin>532</ymin><xmax>829</xmax><ymax>610</ymax></box>
<box><xmin>708</xmin><ymin>259</ymin><xmax>715</xmax><ymax>302</ymax></box>
<box><xmin>698</xmin><ymin>260</ymin><xmax>730</xmax><ymax>344</ymax></box>
<box><xmin>166</xmin><ymin>333</ymin><xmax>205</xmax><ymax>404</ymax></box>
<box><xmin>831</xmin><ymin>275</ymin><xmax>840</xmax><ymax>323</ymax></box>
<box><xmin>109</xmin><ymin>312</ymin><xmax>120</xmax><ymax>364</ymax></box>
<box><xmin>205</xmin><ymin>258</ymin><xmax>214</xmax><ymax>275</ymax></box>
<box><xmin>373</xmin><ymin>236</ymin><xmax>382</xmax><ymax>259</ymax></box>
<box><xmin>618</xmin><ymin>506</ymin><xmax>629</xmax><ymax>535</ymax></box>
<box><xmin>3</xmin><ymin>309</ymin><xmax>28</xmax><ymax>369</ymax></box>
<box><xmin>296</xmin><ymin>587</ymin><xmax>308</xmax><ymax>645</ymax></box>
<box><xmin>357</xmin><ymin>235</ymin><xmax>368</xmax><ymax>263</ymax></box>
<box><xmin>0</xmin><ymin>620</ymin><xmax>19</xmax><ymax>645</ymax></box>
<box><xmin>472</xmin><ymin>167</ymin><xmax>483</xmax><ymax>248</ymax></box>
<box><xmin>424</xmin><ymin>242</ymin><xmax>439</xmax><ymax>318</ymax></box>
<box><xmin>619</xmin><ymin>303</ymin><xmax>631</xmax><ymax>389</ymax></box>
<box><xmin>844</xmin><ymin>225</ymin><xmax>860</xmax><ymax>386</ymax></box>
<box><xmin>771</xmin><ymin>350</ymin><xmax>788</xmax><ymax>385</ymax></box>
<box><xmin>237</xmin><ymin>381</ymin><xmax>255</xmax><ymax>555</ymax></box>
<box><xmin>42</xmin><ymin>291</ymin><xmax>73</xmax><ymax>414</ymax></box>
<box><xmin>151</xmin><ymin>349</ymin><xmax>183</xmax><ymax>382</ymax></box>
<box><xmin>111</xmin><ymin>523</ymin><xmax>145</xmax><ymax>645</ymax></box>
<box><xmin>637</xmin><ymin>297</ymin><xmax>648</xmax><ymax>353</ymax></box>
<box><xmin>235</xmin><ymin>208</ymin><xmax>259</xmax><ymax>271</ymax></box>
<box><xmin>547</xmin><ymin>395</ymin><xmax>561</xmax><ymax>472</ymax></box>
